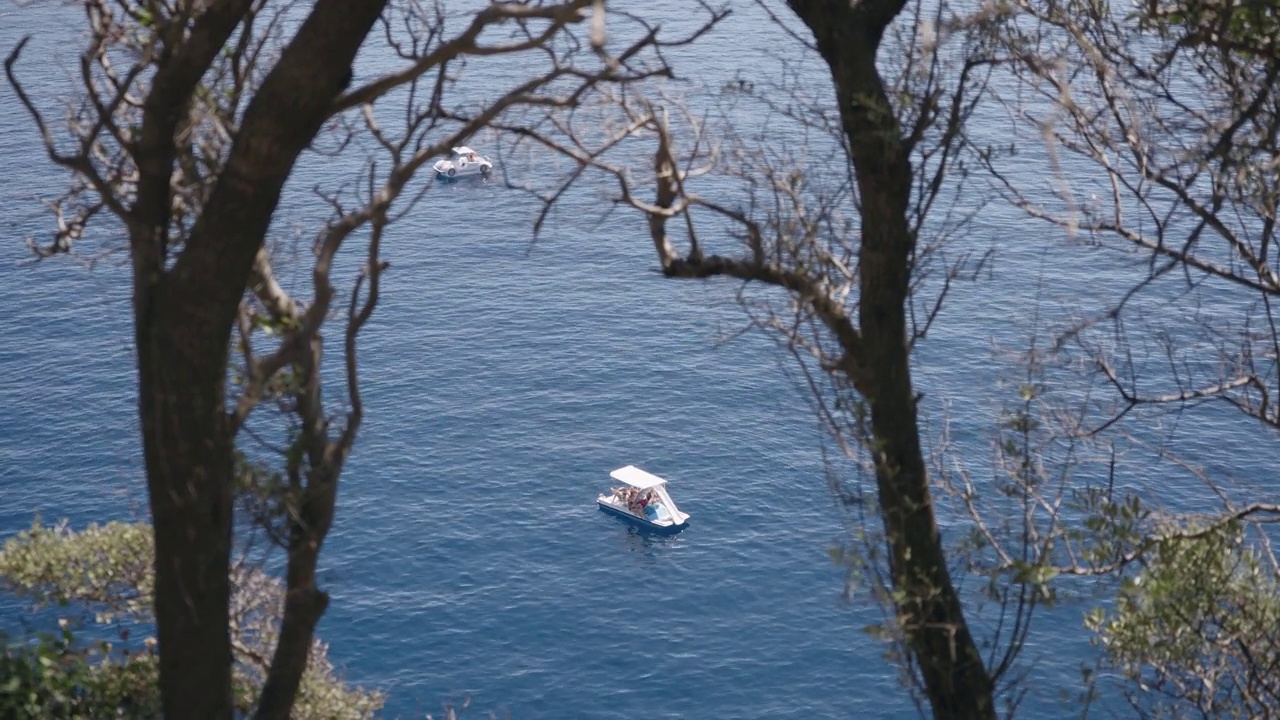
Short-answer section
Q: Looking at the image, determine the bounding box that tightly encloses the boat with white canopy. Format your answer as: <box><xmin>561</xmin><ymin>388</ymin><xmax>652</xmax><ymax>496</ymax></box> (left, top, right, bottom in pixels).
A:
<box><xmin>432</xmin><ymin>146</ymin><xmax>493</xmax><ymax>180</ymax></box>
<box><xmin>596</xmin><ymin>465</ymin><xmax>690</xmax><ymax>533</ymax></box>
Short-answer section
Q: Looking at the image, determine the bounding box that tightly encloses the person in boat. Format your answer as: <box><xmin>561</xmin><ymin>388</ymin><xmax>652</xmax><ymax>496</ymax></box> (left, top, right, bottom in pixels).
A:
<box><xmin>624</xmin><ymin>489</ymin><xmax>643</xmax><ymax>514</ymax></box>
<box><xmin>614</xmin><ymin>487</ymin><xmax>632</xmax><ymax>507</ymax></box>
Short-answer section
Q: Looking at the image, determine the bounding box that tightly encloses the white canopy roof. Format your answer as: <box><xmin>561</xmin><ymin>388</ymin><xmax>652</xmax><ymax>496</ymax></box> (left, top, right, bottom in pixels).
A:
<box><xmin>453</xmin><ymin>146</ymin><xmax>477</xmax><ymax>156</ymax></box>
<box><xmin>610</xmin><ymin>465</ymin><xmax>669</xmax><ymax>489</ymax></box>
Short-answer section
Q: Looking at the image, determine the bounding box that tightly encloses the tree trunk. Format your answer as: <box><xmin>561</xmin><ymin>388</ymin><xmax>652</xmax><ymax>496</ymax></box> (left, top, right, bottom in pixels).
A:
<box><xmin>787</xmin><ymin>1</ymin><xmax>997</xmax><ymax>717</ymax></box>
<box><xmin>255</xmin><ymin>329</ymin><xmax>338</xmax><ymax>720</ymax></box>
<box><xmin>126</xmin><ymin>1</ymin><xmax>389</xmax><ymax>717</ymax></box>
<box><xmin>253</xmin><ymin>468</ymin><xmax>337</xmax><ymax>719</ymax></box>
<box><xmin>128</xmin><ymin>3</ymin><xmax>257</xmax><ymax>716</ymax></box>
<box><xmin>136</xmin><ymin>287</ymin><xmax>237</xmax><ymax>719</ymax></box>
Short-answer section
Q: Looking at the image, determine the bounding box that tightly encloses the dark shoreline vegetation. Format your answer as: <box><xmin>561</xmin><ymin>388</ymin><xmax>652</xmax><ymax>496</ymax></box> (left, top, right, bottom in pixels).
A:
<box><xmin>4</xmin><ymin>0</ymin><xmax>1280</xmax><ymax>717</ymax></box>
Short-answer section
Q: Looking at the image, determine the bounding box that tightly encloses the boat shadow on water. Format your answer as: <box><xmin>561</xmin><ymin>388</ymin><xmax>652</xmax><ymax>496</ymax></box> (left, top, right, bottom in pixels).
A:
<box><xmin>613</xmin><ymin>522</ymin><xmax>688</xmax><ymax>560</ymax></box>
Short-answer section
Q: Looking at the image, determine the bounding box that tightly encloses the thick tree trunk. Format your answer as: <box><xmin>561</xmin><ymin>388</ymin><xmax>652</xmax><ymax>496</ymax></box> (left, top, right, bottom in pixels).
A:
<box><xmin>125</xmin><ymin>1</ymin><xmax>389</xmax><ymax>717</ymax></box>
<box><xmin>787</xmin><ymin>1</ymin><xmax>996</xmax><ymax>717</ymax></box>
<box><xmin>136</xmin><ymin>291</ymin><xmax>237</xmax><ymax>719</ymax></box>
<box><xmin>128</xmin><ymin>3</ymin><xmax>257</xmax><ymax>716</ymax></box>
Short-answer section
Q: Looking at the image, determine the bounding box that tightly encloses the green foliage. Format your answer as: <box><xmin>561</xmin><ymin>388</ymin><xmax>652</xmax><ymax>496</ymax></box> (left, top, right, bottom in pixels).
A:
<box><xmin>0</xmin><ymin>520</ymin><xmax>153</xmax><ymax>625</ymax></box>
<box><xmin>1088</xmin><ymin>523</ymin><xmax>1280</xmax><ymax>717</ymax></box>
<box><xmin>1071</xmin><ymin>490</ymin><xmax>1150</xmax><ymax>570</ymax></box>
<box><xmin>1</xmin><ymin>627</ymin><xmax>160</xmax><ymax>719</ymax></box>
<box><xmin>0</xmin><ymin>521</ymin><xmax>383</xmax><ymax>719</ymax></box>
<box><xmin>1139</xmin><ymin>0</ymin><xmax>1280</xmax><ymax>54</ymax></box>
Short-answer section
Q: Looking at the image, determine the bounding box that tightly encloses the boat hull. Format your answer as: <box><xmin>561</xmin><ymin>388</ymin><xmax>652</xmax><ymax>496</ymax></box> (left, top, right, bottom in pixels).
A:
<box><xmin>433</xmin><ymin>159</ymin><xmax>492</xmax><ymax>181</ymax></box>
<box><xmin>597</xmin><ymin>499</ymin><xmax>688</xmax><ymax>534</ymax></box>
<box><xmin>434</xmin><ymin>168</ymin><xmax>490</xmax><ymax>180</ymax></box>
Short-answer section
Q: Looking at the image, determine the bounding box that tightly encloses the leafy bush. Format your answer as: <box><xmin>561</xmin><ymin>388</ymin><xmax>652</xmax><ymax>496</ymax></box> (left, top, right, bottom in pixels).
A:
<box><xmin>0</xmin><ymin>520</ymin><xmax>382</xmax><ymax>719</ymax></box>
<box><xmin>1089</xmin><ymin>522</ymin><xmax>1280</xmax><ymax>717</ymax></box>
<box><xmin>1</xmin><ymin>627</ymin><xmax>160</xmax><ymax>719</ymax></box>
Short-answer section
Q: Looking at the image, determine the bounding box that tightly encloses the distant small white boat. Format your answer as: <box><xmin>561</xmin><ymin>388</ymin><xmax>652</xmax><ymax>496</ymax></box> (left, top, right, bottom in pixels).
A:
<box><xmin>596</xmin><ymin>465</ymin><xmax>690</xmax><ymax>534</ymax></box>
<box><xmin>433</xmin><ymin>146</ymin><xmax>493</xmax><ymax>180</ymax></box>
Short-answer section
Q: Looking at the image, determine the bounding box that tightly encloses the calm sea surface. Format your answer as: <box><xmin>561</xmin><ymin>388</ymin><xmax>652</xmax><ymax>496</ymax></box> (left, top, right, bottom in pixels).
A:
<box><xmin>2</xmin><ymin>2</ymin><xmax>1274</xmax><ymax>718</ymax></box>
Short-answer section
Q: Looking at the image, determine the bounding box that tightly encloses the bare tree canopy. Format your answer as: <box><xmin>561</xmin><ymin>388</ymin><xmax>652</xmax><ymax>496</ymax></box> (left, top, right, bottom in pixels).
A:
<box><xmin>12</xmin><ymin>0</ymin><xmax>1280</xmax><ymax>717</ymax></box>
<box><xmin>501</xmin><ymin>0</ymin><xmax>1011</xmax><ymax>715</ymax></box>
<box><xmin>983</xmin><ymin>0</ymin><xmax>1280</xmax><ymax>714</ymax></box>
<box><xmin>6</xmin><ymin>1</ymin><xmax>722</xmax><ymax>716</ymax></box>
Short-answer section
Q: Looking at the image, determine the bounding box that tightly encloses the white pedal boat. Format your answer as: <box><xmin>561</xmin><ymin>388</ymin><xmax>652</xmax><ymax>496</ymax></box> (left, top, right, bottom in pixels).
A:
<box><xmin>433</xmin><ymin>146</ymin><xmax>493</xmax><ymax>180</ymax></box>
<box><xmin>597</xmin><ymin>465</ymin><xmax>690</xmax><ymax>534</ymax></box>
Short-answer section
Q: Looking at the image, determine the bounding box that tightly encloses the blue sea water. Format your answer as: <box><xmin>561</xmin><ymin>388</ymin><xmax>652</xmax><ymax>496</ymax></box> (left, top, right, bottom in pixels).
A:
<box><xmin>3</xmin><ymin>2</ymin><xmax>1277</xmax><ymax>718</ymax></box>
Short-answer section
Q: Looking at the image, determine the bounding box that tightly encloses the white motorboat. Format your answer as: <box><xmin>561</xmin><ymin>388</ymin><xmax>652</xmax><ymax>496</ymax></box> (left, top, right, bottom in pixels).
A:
<box><xmin>596</xmin><ymin>465</ymin><xmax>690</xmax><ymax>533</ymax></box>
<box><xmin>433</xmin><ymin>146</ymin><xmax>493</xmax><ymax>180</ymax></box>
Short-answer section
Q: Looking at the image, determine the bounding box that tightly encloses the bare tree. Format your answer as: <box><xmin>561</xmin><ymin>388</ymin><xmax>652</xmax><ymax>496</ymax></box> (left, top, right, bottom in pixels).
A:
<box><xmin>488</xmin><ymin>0</ymin><xmax>1280</xmax><ymax>714</ymax></box>
<box><xmin>975</xmin><ymin>0</ymin><xmax>1280</xmax><ymax>714</ymax></box>
<box><xmin>501</xmin><ymin>0</ymin><xmax>1015</xmax><ymax>715</ymax></box>
<box><xmin>989</xmin><ymin>0</ymin><xmax>1280</xmax><ymax>431</ymax></box>
<box><xmin>5</xmin><ymin>1</ymin><xmax>721</xmax><ymax>716</ymax></box>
